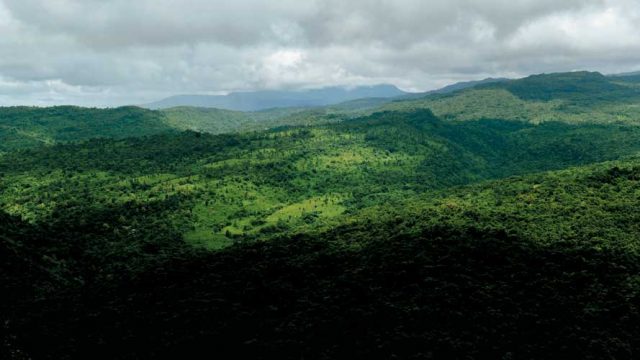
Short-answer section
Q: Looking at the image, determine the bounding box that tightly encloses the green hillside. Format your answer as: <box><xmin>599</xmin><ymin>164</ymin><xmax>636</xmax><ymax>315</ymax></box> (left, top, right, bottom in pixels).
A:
<box><xmin>381</xmin><ymin>71</ymin><xmax>640</xmax><ymax>124</ymax></box>
<box><xmin>160</xmin><ymin>106</ymin><xmax>345</xmax><ymax>134</ymax></box>
<box><xmin>484</xmin><ymin>71</ymin><xmax>638</xmax><ymax>103</ymax></box>
<box><xmin>356</xmin><ymin>158</ymin><xmax>640</xmax><ymax>250</ymax></box>
<box><xmin>3</xmin><ymin>109</ymin><xmax>640</xmax><ymax>250</ymax></box>
<box><xmin>160</xmin><ymin>106</ymin><xmax>252</xmax><ymax>133</ymax></box>
<box><xmin>5</xmin><ymin>72</ymin><xmax>640</xmax><ymax>358</ymax></box>
<box><xmin>3</xmin><ymin>72</ymin><xmax>640</xmax><ymax>156</ymax></box>
<box><xmin>0</xmin><ymin>104</ymin><xmax>356</xmax><ymax>153</ymax></box>
<box><xmin>4</xmin><ymin>130</ymin><xmax>640</xmax><ymax>358</ymax></box>
<box><xmin>0</xmin><ymin>106</ymin><xmax>175</xmax><ymax>152</ymax></box>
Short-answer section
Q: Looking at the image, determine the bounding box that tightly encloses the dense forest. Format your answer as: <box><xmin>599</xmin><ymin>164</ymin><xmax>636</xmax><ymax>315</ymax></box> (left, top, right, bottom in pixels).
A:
<box><xmin>0</xmin><ymin>106</ymin><xmax>175</xmax><ymax>152</ymax></box>
<box><xmin>3</xmin><ymin>72</ymin><xmax>640</xmax><ymax>155</ymax></box>
<box><xmin>3</xmin><ymin>71</ymin><xmax>640</xmax><ymax>359</ymax></box>
<box><xmin>4</xmin><ymin>109</ymin><xmax>640</xmax><ymax>248</ymax></box>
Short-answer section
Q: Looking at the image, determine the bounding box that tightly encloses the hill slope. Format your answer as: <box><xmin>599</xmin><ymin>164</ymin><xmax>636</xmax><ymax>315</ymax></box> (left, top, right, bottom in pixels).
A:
<box><xmin>0</xmin><ymin>106</ymin><xmax>175</xmax><ymax>152</ymax></box>
<box><xmin>380</xmin><ymin>71</ymin><xmax>640</xmax><ymax>124</ymax></box>
<box><xmin>4</xmin><ymin>109</ymin><xmax>640</xmax><ymax>248</ymax></box>
<box><xmin>3</xmin><ymin>71</ymin><xmax>640</xmax><ymax>155</ymax></box>
<box><xmin>6</xmin><ymin>71</ymin><xmax>640</xmax><ymax>359</ymax></box>
<box><xmin>483</xmin><ymin>71</ymin><xmax>638</xmax><ymax>103</ymax></box>
<box><xmin>4</xmin><ymin>142</ymin><xmax>640</xmax><ymax>359</ymax></box>
<box><xmin>0</xmin><ymin>105</ymin><xmax>349</xmax><ymax>152</ymax></box>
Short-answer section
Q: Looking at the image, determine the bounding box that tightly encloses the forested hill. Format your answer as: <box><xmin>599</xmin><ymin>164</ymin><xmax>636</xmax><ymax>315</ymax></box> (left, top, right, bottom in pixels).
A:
<box><xmin>4</xmin><ymin>136</ymin><xmax>640</xmax><ymax>358</ymax></box>
<box><xmin>4</xmin><ymin>109</ymin><xmax>640</xmax><ymax>249</ymax></box>
<box><xmin>0</xmin><ymin>105</ymin><xmax>341</xmax><ymax>153</ymax></box>
<box><xmin>482</xmin><ymin>71</ymin><xmax>639</xmax><ymax>103</ymax></box>
<box><xmin>0</xmin><ymin>106</ymin><xmax>175</xmax><ymax>152</ymax></box>
<box><xmin>3</xmin><ymin>71</ymin><xmax>640</xmax><ymax>155</ymax></box>
<box><xmin>380</xmin><ymin>71</ymin><xmax>640</xmax><ymax>124</ymax></box>
<box><xmin>4</xmin><ymin>75</ymin><xmax>640</xmax><ymax>357</ymax></box>
<box><xmin>156</xmin><ymin>71</ymin><xmax>640</xmax><ymax>137</ymax></box>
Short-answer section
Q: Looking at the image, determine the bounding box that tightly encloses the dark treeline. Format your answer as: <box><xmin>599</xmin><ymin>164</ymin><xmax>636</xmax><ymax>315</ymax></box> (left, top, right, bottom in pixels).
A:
<box><xmin>3</xmin><ymin>212</ymin><xmax>640</xmax><ymax>359</ymax></box>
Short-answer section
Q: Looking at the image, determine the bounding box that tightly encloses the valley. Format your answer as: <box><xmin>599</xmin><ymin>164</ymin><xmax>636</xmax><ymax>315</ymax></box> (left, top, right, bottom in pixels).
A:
<box><xmin>3</xmin><ymin>71</ymin><xmax>640</xmax><ymax>359</ymax></box>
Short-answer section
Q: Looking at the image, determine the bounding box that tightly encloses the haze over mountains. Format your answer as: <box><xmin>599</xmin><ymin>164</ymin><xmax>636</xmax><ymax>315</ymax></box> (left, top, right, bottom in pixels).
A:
<box><xmin>143</xmin><ymin>78</ymin><xmax>515</xmax><ymax>112</ymax></box>
<box><xmin>143</xmin><ymin>72</ymin><xmax>632</xmax><ymax>112</ymax></box>
<box><xmin>145</xmin><ymin>84</ymin><xmax>407</xmax><ymax>111</ymax></box>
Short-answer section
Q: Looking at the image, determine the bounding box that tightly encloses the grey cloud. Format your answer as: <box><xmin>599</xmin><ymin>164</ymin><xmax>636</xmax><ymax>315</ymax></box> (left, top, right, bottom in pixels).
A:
<box><xmin>0</xmin><ymin>0</ymin><xmax>638</xmax><ymax>106</ymax></box>
<box><xmin>3</xmin><ymin>0</ymin><xmax>311</xmax><ymax>48</ymax></box>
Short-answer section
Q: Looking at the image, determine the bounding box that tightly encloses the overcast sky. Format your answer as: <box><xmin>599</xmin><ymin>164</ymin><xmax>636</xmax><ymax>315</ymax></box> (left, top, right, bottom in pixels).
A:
<box><xmin>1</xmin><ymin>0</ymin><xmax>639</xmax><ymax>107</ymax></box>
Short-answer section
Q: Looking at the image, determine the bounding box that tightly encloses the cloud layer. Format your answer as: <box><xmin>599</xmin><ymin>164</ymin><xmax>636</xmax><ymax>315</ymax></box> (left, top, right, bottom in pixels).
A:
<box><xmin>1</xmin><ymin>0</ymin><xmax>639</xmax><ymax>106</ymax></box>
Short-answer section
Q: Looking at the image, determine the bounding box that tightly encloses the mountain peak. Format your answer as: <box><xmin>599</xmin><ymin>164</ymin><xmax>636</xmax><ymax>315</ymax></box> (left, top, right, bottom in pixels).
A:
<box><xmin>481</xmin><ymin>70</ymin><xmax>632</xmax><ymax>102</ymax></box>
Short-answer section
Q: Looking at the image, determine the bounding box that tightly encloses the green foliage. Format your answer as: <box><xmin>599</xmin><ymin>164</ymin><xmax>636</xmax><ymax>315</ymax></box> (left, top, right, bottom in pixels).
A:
<box><xmin>354</xmin><ymin>158</ymin><xmax>640</xmax><ymax>252</ymax></box>
<box><xmin>4</xmin><ymin>212</ymin><xmax>640</xmax><ymax>359</ymax></box>
<box><xmin>160</xmin><ymin>106</ymin><xmax>253</xmax><ymax>133</ymax></box>
<box><xmin>4</xmin><ymin>110</ymin><xmax>640</xmax><ymax>248</ymax></box>
<box><xmin>160</xmin><ymin>106</ymin><xmax>353</xmax><ymax>135</ymax></box>
<box><xmin>5</xmin><ymin>76</ymin><xmax>640</xmax><ymax>358</ymax></box>
<box><xmin>0</xmin><ymin>106</ymin><xmax>175</xmax><ymax>152</ymax></box>
<box><xmin>383</xmin><ymin>88</ymin><xmax>562</xmax><ymax>122</ymax></box>
<box><xmin>4</xmin><ymin>71</ymin><xmax>640</xmax><ymax>157</ymax></box>
<box><xmin>380</xmin><ymin>72</ymin><xmax>640</xmax><ymax>124</ymax></box>
<box><xmin>0</xmin><ymin>105</ymin><xmax>355</xmax><ymax>153</ymax></box>
<box><xmin>483</xmin><ymin>71</ymin><xmax>639</xmax><ymax>104</ymax></box>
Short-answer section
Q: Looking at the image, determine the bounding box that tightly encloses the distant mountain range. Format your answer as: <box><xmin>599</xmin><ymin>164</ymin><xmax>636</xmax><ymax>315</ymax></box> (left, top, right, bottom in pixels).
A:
<box><xmin>144</xmin><ymin>78</ymin><xmax>519</xmax><ymax>111</ymax></box>
<box><xmin>145</xmin><ymin>85</ymin><xmax>407</xmax><ymax>111</ymax></box>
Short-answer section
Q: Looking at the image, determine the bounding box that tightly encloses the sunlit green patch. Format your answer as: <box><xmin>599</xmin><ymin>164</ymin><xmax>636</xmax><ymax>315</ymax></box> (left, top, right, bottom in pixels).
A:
<box><xmin>265</xmin><ymin>194</ymin><xmax>346</xmax><ymax>224</ymax></box>
<box><xmin>184</xmin><ymin>181</ymin><xmax>290</xmax><ymax>247</ymax></box>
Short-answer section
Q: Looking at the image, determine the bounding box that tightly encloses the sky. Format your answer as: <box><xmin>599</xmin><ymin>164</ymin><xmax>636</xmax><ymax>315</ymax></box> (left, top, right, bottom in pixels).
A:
<box><xmin>1</xmin><ymin>0</ymin><xmax>639</xmax><ymax>107</ymax></box>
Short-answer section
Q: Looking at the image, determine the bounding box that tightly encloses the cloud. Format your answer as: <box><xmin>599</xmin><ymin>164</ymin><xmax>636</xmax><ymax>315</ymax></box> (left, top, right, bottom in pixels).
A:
<box><xmin>0</xmin><ymin>0</ymin><xmax>639</xmax><ymax>106</ymax></box>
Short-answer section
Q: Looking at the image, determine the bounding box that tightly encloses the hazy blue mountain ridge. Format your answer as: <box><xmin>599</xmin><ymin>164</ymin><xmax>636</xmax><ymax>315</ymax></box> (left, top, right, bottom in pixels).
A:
<box><xmin>146</xmin><ymin>84</ymin><xmax>407</xmax><ymax>111</ymax></box>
